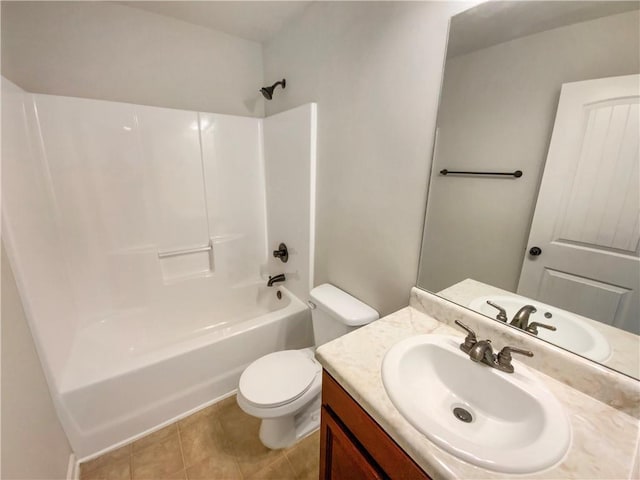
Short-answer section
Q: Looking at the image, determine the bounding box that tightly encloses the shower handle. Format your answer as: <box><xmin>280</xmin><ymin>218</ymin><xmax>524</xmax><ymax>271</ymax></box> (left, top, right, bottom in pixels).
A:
<box><xmin>273</xmin><ymin>243</ymin><xmax>289</xmax><ymax>263</ymax></box>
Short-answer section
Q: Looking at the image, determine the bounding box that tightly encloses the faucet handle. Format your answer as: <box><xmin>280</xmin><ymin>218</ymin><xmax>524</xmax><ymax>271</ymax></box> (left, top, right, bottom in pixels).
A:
<box><xmin>486</xmin><ymin>300</ymin><xmax>508</xmax><ymax>322</ymax></box>
<box><xmin>497</xmin><ymin>345</ymin><xmax>534</xmax><ymax>373</ymax></box>
<box><xmin>272</xmin><ymin>243</ymin><xmax>289</xmax><ymax>263</ymax></box>
<box><xmin>454</xmin><ymin>320</ymin><xmax>477</xmax><ymax>353</ymax></box>
<box><xmin>525</xmin><ymin>322</ymin><xmax>557</xmax><ymax>335</ymax></box>
<box><xmin>454</xmin><ymin>320</ymin><xmax>477</xmax><ymax>338</ymax></box>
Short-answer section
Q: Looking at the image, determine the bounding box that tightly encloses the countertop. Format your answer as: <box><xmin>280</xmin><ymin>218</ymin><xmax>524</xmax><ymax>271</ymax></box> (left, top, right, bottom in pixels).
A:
<box><xmin>315</xmin><ymin>305</ymin><xmax>640</xmax><ymax>480</ymax></box>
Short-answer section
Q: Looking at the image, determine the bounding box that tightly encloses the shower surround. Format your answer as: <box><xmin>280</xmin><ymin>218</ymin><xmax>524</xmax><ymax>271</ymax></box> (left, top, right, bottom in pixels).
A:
<box><xmin>2</xmin><ymin>77</ymin><xmax>317</xmax><ymax>457</ymax></box>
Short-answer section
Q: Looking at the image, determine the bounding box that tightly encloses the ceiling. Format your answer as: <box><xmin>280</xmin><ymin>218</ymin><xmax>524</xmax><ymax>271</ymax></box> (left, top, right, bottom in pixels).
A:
<box><xmin>119</xmin><ymin>1</ymin><xmax>312</xmax><ymax>43</ymax></box>
<box><xmin>448</xmin><ymin>1</ymin><xmax>640</xmax><ymax>58</ymax></box>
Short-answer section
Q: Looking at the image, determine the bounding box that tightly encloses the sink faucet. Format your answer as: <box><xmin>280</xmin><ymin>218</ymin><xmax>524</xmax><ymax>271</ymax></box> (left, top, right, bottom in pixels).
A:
<box><xmin>510</xmin><ymin>305</ymin><xmax>537</xmax><ymax>329</ymax></box>
<box><xmin>454</xmin><ymin>320</ymin><xmax>534</xmax><ymax>373</ymax></box>
<box><xmin>468</xmin><ymin>339</ymin><xmax>494</xmax><ymax>364</ymax></box>
<box><xmin>509</xmin><ymin>305</ymin><xmax>557</xmax><ymax>335</ymax></box>
<box><xmin>267</xmin><ymin>274</ymin><xmax>286</xmax><ymax>287</ymax></box>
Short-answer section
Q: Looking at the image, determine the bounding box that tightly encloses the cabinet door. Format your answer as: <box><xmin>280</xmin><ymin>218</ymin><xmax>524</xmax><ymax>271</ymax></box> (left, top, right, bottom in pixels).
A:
<box><xmin>320</xmin><ymin>407</ymin><xmax>385</xmax><ymax>480</ymax></box>
<box><xmin>321</xmin><ymin>371</ymin><xmax>432</xmax><ymax>480</ymax></box>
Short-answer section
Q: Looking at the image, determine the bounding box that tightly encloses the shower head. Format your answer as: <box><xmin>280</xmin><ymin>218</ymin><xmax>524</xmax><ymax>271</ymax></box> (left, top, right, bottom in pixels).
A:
<box><xmin>260</xmin><ymin>79</ymin><xmax>286</xmax><ymax>100</ymax></box>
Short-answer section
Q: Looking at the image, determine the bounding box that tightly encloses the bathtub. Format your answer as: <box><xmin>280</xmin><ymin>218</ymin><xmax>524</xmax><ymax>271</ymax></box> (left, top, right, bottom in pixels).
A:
<box><xmin>56</xmin><ymin>284</ymin><xmax>313</xmax><ymax>458</ymax></box>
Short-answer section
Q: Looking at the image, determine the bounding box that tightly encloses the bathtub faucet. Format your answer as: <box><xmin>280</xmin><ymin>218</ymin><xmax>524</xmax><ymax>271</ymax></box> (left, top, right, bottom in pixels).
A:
<box><xmin>267</xmin><ymin>274</ymin><xmax>286</xmax><ymax>287</ymax></box>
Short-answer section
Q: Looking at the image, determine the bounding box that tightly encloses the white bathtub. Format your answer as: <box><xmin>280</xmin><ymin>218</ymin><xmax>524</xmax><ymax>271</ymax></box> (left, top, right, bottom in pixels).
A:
<box><xmin>56</xmin><ymin>284</ymin><xmax>313</xmax><ymax>458</ymax></box>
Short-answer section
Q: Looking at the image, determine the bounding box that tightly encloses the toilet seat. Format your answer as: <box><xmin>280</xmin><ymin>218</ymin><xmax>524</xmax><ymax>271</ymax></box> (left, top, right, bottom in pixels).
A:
<box><xmin>239</xmin><ymin>350</ymin><xmax>321</xmax><ymax>408</ymax></box>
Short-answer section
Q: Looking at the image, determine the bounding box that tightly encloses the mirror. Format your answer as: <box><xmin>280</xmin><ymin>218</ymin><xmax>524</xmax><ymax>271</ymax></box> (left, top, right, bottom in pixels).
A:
<box><xmin>417</xmin><ymin>1</ymin><xmax>640</xmax><ymax>379</ymax></box>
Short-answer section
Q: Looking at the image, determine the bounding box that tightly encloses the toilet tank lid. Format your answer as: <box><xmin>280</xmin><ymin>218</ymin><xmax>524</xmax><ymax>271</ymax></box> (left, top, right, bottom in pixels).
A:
<box><xmin>310</xmin><ymin>284</ymin><xmax>379</xmax><ymax>326</ymax></box>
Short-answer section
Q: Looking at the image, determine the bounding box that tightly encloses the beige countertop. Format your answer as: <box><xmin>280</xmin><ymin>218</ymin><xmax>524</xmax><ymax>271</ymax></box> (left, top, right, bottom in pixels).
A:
<box><xmin>315</xmin><ymin>304</ymin><xmax>640</xmax><ymax>480</ymax></box>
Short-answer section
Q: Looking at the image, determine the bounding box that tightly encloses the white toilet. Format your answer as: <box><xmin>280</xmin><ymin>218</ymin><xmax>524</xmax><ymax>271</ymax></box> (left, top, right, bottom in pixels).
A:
<box><xmin>237</xmin><ymin>283</ymin><xmax>379</xmax><ymax>449</ymax></box>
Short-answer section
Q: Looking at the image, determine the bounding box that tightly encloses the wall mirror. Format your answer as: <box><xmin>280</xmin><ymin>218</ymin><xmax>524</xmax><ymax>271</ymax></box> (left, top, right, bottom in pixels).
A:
<box><xmin>417</xmin><ymin>0</ymin><xmax>640</xmax><ymax>379</ymax></box>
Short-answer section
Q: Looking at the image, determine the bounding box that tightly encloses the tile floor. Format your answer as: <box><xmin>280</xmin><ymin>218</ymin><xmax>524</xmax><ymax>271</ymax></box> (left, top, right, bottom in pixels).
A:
<box><xmin>79</xmin><ymin>395</ymin><xmax>320</xmax><ymax>480</ymax></box>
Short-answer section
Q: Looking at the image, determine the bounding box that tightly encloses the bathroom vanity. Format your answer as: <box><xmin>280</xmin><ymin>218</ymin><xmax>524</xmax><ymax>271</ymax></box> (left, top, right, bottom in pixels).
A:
<box><xmin>315</xmin><ymin>288</ymin><xmax>640</xmax><ymax>479</ymax></box>
<box><xmin>320</xmin><ymin>371</ymin><xmax>430</xmax><ymax>479</ymax></box>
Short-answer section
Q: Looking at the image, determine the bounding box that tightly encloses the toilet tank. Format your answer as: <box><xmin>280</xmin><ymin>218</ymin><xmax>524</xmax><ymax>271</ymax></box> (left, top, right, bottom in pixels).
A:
<box><xmin>309</xmin><ymin>284</ymin><xmax>379</xmax><ymax>347</ymax></box>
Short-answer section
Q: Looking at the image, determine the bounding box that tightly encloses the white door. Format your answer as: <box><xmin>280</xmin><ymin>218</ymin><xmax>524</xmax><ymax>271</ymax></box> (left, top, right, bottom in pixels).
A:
<box><xmin>518</xmin><ymin>75</ymin><xmax>639</xmax><ymax>335</ymax></box>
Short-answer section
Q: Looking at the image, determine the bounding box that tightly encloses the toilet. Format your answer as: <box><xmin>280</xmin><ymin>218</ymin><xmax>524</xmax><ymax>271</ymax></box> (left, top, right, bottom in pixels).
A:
<box><xmin>237</xmin><ymin>283</ymin><xmax>379</xmax><ymax>449</ymax></box>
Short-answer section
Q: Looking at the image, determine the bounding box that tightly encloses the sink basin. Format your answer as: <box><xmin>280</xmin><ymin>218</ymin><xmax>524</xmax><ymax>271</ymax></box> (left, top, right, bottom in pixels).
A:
<box><xmin>382</xmin><ymin>335</ymin><xmax>571</xmax><ymax>474</ymax></box>
<box><xmin>468</xmin><ymin>295</ymin><xmax>611</xmax><ymax>362</ymax></box>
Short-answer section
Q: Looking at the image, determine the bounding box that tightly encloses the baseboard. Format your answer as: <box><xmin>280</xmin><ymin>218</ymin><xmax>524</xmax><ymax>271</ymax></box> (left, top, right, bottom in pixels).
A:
<box><xmin>66</xmin><ymin>453</ymin><xmax>79</xmax><ymax>480</ymax></box>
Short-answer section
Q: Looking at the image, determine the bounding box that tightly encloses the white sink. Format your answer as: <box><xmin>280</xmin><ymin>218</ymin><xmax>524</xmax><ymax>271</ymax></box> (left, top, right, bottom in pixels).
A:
<box><xmin>382</xmin><ymin>335</ymin><xmax>571</xmax><ymax>474</ymax></box>
<box><xmin>468</xmin><ymin>295</ymin><xmax>611</xmax><ymax>362</ymax></box>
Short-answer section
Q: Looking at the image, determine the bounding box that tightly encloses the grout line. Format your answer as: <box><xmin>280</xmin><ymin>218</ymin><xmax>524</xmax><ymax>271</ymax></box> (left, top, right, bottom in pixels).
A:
<box><xmin>78</xmin><ymin>446</ymin><xmax>134</xmax><ymax>480</ymax></box>
<box><xmin>252</xmin><ymin>452</ymin><xmax>289</xmax><ymax>477</ymax></box>
<box><xmin>176</xmin><ymin>422</ymin><xmax>188</xmax><ymax>477</ymax></box>
<box><xmin>283</xmin><ymin>453</ymin><xmax>299</xmax><ymax>480</ymax></box>
<box><xmin>127</xmin><ymin>442</ymin><xmax>135</xmax><ymax>480</ymax></box>
<box><xmin>235</xmin><ymin>456</ymin><xmax>246</xmax><ymax>480</ymax></box>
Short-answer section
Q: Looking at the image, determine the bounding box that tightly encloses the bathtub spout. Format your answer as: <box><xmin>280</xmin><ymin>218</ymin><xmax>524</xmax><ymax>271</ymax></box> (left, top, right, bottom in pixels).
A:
<box><xmin>267</xmin><ymin>274</ymin><xmax>286</xmax><ymax>287</ymax></box>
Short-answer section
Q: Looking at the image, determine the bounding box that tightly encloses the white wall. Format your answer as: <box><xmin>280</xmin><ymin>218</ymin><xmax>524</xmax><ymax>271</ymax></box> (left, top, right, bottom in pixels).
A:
<box><xmin>263</xmin><ymin>104</ymin><xmax>317</xmax><ymax>302</ymax></box>
<box><xmin>419</xmin><ymin>10</ymin><xmax>640</xmax><ymax>293</ymax></box>
<box><xmin>201</xmin><ymin>113</ymin><xmax>267</xmax><ymax>286</ymax></box>
<box><xmin>263</xmin><ymin>1</ymin><xmax>473</xmax><ymax>315</ymax></box>
<box><xmin>1</xmin><ymin>1</ymin><xmax>264</xmax><ymax>117</ymax></box>
<box><xmin>1</xmin><ymin>243</ymin><xmax>72</xmax><ymax>480</ymax></box>
<box><xmin>1</xmin><ymin>78</ymin><xmax>79</xmax><ymax>386</ymax></box>
<box><xmin>25</xmin><ymin>93</ymin><xmax>267</xmax><ymax>328</ymax></box>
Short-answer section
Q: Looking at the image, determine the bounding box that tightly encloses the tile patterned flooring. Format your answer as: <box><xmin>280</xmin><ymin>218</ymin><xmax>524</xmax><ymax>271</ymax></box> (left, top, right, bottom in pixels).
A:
<box><xmin>79</xmin><ymin>395</ymin><xmax>320</xmax><ymax>480</ymax></box>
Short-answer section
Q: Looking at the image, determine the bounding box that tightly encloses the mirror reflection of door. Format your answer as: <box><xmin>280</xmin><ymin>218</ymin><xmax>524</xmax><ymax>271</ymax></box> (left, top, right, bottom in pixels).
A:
<box><xmin>519</xmin><ymin>75</ymin><xmax>639</xmax><ymax>335</ymax></box>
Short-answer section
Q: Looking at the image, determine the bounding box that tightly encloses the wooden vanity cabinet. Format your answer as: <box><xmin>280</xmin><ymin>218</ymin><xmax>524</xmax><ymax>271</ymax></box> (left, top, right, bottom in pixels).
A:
<box><xmin>319</xmin><ymin>371</ymin><xmax>432</xmax><ymax>480</ymax></box>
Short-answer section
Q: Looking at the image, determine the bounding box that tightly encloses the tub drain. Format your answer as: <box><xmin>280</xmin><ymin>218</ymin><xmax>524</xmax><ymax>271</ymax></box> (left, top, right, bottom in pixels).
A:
<box><xmin>453</xmin><ymin>407</ymin><xmax>473</xmax><ymax>423</ymax></box>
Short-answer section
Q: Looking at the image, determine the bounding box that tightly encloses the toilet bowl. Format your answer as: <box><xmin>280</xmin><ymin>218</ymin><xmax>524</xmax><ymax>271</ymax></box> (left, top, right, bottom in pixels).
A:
<box><xmin>236</xmin><ymin>348</ymin><xmax>322</xmax><ymax>449</ymax></box>
<box><xmin>237</xmin><ymin>283</ymin><xmax>378</xmax><ymax>449</ymax></box>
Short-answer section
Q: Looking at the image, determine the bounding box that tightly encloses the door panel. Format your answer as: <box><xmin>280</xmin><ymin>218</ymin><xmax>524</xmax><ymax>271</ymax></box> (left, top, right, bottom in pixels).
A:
<box><xmin>537</xmin><ymin>268</ymin><xmax>633</xmax><ymax>327</ymax></box>
<box><xmin>560</xmin><ymin>101</ymin><xmax>639</xmax><ymax>252</ymax></box>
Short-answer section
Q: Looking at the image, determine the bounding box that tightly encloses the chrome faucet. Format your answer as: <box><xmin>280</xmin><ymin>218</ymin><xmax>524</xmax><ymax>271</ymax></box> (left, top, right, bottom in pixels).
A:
<box><xmin>454</xmin><ymin>320</ymin><xmax>534</xmax><ymax>373</ymax></box>
<box><xmin>267</xmin><ymin>274</ymin><xmax>286</xmax><ymax>287</ymax></box>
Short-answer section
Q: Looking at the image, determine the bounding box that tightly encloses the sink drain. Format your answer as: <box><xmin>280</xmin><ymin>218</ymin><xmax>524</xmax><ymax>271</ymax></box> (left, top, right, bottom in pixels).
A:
<box><xmin>453</xmin><ymin>407</ymin><xmax>473</xmax><ymax>423</ymax></box>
